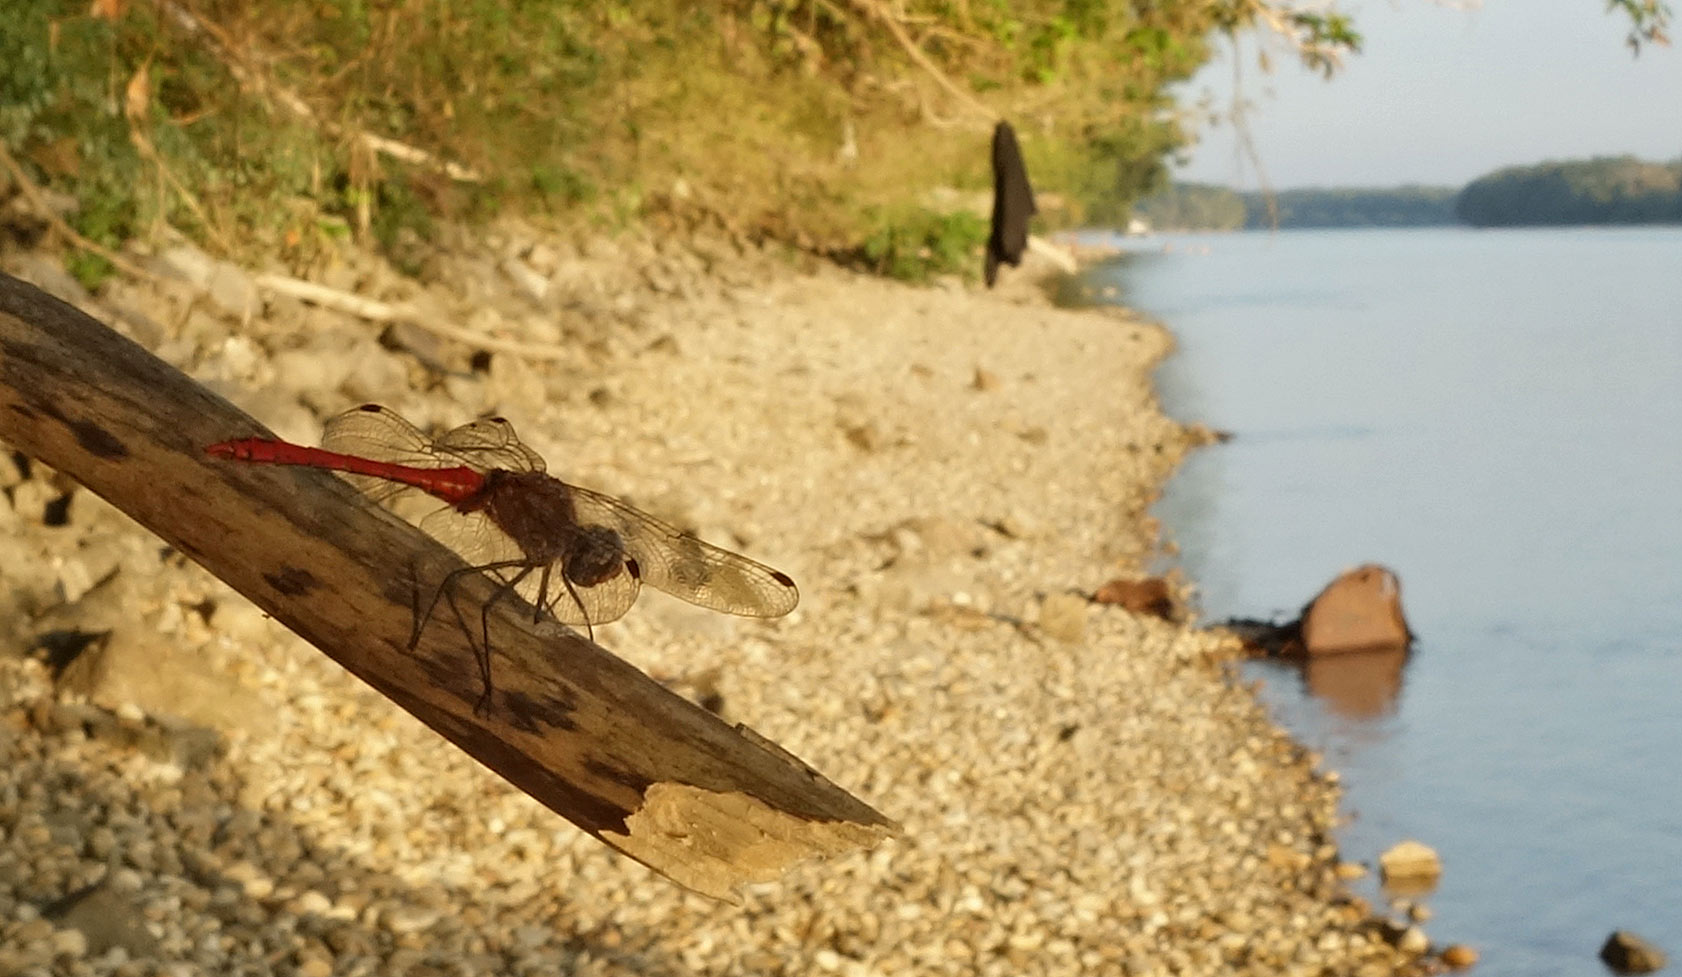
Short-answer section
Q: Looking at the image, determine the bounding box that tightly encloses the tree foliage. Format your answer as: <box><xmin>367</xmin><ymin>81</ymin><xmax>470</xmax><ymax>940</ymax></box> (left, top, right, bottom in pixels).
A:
<box><xmin>2</xmin><ymin>0</ymin><xmax>1664</xmax><ymax>276</ymax></box>
<box><xmin>1133</xmin><ymin>183</ymin><xmax>1458</xmax><ymax>230</ymax></box>
<box><xmin>1456</xmin><ymin>156</ymin><xmax>1682</xmax><ymax>226</ymax></box>
<box><xmin>1134</xmin><ymin>182</ymin><xmax>1248</xmax><ymax>230</ymax></box>
<box><xmin>1242</xmin><ymin>186</ymin><xmax>1458</xmax><ymax>228</ymax></box>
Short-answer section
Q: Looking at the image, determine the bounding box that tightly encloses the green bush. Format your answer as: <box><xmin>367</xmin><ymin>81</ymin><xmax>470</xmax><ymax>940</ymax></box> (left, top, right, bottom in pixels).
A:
<box><xmin>859</xmin><ymin>208</ymin><xmax>989</xmax><ymax>283</ymax></box>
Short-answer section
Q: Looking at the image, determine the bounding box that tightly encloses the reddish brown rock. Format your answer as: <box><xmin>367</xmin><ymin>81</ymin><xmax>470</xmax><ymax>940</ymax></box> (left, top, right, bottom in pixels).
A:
<box><xmin>1299</xmin><ymin>564</ymin><xmax>1413</xmax><ymax>656</ymax></box>
<box><xmin>1093</xmin><ymin>576</ymin><xmax>1176</xmax><ymax>620</ymax></box>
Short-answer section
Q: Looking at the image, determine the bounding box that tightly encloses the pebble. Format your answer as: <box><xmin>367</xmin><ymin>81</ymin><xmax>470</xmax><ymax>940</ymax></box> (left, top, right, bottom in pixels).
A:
<box><xmin>1440</xmin><ymin>944</ymin><xmax>1479</xmax><ymax>969</ymax></box>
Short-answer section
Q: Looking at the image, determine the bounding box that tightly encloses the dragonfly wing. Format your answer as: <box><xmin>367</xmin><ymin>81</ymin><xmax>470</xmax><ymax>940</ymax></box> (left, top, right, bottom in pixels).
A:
<box><xmin>417</xmin><ymin>507</ymin><xmax>640</xmax><ymax>628</ymax></box>
<box><xmin>322</xmin><ymin>405</ymin><xmax>439</xmax><ymax>464</ymax></box>
<box><xmin>322</xmin><ymin>405</ymin><xmax>544</xmax><ymax>473</ymax></box>
<box><xmin>419</xmin><ymin>506</ymin><xmax>520</xmax><ymax>569</ymax></box>
<box><xmin>543</xmin><ymin>561</ymin><xmax>642</xmax><ymax>627</ymax></box>
<box><xmin>431</xmin><ymin>416</ymin><xmax>546</xmax><ymax>473</ymax></box>
<box><xmin>567</xmin><ymin>487</ymin><xmax>799</xmax><ymax>618</ymax></box>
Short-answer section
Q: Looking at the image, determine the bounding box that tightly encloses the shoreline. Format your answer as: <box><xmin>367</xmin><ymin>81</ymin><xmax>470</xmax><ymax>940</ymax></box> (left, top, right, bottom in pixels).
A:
<box><xmin>0</xmin><ymin>232</ymin><xmax>1435</xmax><ymax>974</ymax></box>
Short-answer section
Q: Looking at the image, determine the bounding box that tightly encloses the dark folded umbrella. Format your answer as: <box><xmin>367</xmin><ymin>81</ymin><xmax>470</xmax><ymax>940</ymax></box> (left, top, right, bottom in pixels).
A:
<box><xmin>986</xmin><ymin>120</ymin><xmax>1037</xmax><ymax>287</ymax></box>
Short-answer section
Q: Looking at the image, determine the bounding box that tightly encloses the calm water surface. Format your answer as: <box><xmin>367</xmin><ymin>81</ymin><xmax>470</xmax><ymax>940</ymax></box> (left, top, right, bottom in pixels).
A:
<box><xmin>1086</xmin><ymin>227</ymin><xmax>1681</xmax><ymax>975</ymax></box>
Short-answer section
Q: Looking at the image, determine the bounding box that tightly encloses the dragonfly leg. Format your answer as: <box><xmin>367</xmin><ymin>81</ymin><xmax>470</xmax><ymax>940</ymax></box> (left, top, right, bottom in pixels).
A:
<box><xmin>559</xmin><ymin>573</ymin><xmax>596</xmax><ymax>644</ymax></box>
<box><xmin>409</xmin><ymin>559</ymin><xmax>533</xmax><ymax>716</ymax></box>
<box><xmin>473</xmin><ymin>564</ymin><xmax>536</xmax><ymax>716</ymax></box>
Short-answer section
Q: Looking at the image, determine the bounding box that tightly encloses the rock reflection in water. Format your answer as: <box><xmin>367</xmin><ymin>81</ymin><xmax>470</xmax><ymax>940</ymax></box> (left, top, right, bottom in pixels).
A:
<box><xmin>1301</xmin><ymin>648</ymin><xmax>1410</xmax><ymax>720</ymax></box>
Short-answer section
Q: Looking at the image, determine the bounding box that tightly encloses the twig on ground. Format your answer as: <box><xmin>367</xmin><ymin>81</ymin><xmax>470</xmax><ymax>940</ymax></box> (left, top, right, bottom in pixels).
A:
<box><xmin>253</xmin><ymin>272</ymin><xmax>577</xmax><ymax>361</ymax></box>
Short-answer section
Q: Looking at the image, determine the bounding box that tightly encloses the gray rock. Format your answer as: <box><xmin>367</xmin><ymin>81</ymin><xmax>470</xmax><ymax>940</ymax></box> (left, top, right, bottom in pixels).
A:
<box><xmin>41</xmin><ymin>881</ymin><xmax>161</xmax><ymax>958</ymax></box>
<box><xmin>8</xmin><ymin>253</ymin><xmax>90</xmax><ymax>306</ymax></box>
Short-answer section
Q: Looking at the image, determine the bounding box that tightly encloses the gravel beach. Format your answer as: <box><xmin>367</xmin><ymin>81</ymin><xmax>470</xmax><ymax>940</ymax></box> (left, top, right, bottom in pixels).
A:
<box><xmin>0</xmin><ymin>228</ymin><xmax>1437</xmax><ymax>976</ymax></box>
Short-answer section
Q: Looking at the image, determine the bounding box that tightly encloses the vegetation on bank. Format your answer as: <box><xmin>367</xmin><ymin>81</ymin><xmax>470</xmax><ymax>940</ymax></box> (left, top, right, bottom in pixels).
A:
<box><xmin>0</xmin><ymin>0</ymin><xmax>1374</xmax><ymax>286</ymax></box>
<box><xmin>1455</xmin><ymin>156</ymin><xmax>1682</xmax><ymax>226</ymax></box>
<box><xmin>1135</xmin><ymin>183</ymin><xmax>1457</xmax><ymax>230</ymax></box>
<box><xmin>0</xmin><ymin>1</ymin><xmax>1670</xmax><ymax>285</ymax></box>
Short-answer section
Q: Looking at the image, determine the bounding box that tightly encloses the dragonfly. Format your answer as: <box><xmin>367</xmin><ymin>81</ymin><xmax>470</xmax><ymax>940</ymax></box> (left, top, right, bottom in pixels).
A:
<box><xmin>206</xmin><ymin>404</ymin><xmax>799</xmax><ymax>709</ymax></box>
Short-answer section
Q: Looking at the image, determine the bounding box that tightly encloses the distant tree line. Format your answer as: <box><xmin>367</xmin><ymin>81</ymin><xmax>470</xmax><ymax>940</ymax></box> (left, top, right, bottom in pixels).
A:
<box><xmin>1244</xmin><ymin>186</ymin><xmax>1458</xmax><ymax>228</ymax></box>
<box><xmin>1133</xmin><ymin>183</ymin><xmax>1457</xmax><ymax>230</ymax></box>
<box><xmin>1132</xmin><ymin>157</ymin><xmax>1682</xmax><ymax>230</ymax></box>
<box><xmin>1455</xmin><ymin>156</ymin><xmax>1682</xmax><ymax>226</ymax></box>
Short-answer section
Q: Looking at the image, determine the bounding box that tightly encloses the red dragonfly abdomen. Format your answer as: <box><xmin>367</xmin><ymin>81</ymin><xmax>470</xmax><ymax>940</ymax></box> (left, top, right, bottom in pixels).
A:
<box><xmin>204</xmin><ymin>438</ymin><xmax>485</xmax><ymax>505</ymax></box>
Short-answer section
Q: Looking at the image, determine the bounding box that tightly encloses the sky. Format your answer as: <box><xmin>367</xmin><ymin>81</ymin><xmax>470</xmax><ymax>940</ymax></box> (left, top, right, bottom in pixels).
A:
<box><xmin>1171</xmin><ymin>1</ymin><xmax>1682</xmax><ymax>189</ymax></box>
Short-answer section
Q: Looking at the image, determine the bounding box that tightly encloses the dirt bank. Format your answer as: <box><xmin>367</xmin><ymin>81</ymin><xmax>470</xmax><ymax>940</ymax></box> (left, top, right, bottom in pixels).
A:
<box><xmin>0</xmin><ymin>226</ymin><xmax>1434</xmax><ymax>976</ymax></box>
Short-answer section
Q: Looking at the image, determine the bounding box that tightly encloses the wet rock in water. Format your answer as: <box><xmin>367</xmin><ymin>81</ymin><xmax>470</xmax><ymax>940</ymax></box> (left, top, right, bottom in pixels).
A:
<box><xmin>1378</xmin><ymin>840</ymin><xmax>1441</xmax><ymax>888</ymax></box>
<box><xmin>1601</xmin><ymin>930</ymin><xmax>1667</xmax><ymax>974</ymax></box>
<box><xmin>1093</xmin><ymin>576</ymin><xmax>1176</xmax><ymax>620</ymax></box>
<box><xmin>1299</xmin><ymin>564</ymin><xmax>1412</xmax><ymax>655</ymax></box>
<box><xmin>1440</xmin><ymin>944</ymin><xmax>1479</xmax><ymax>969</ymax></box>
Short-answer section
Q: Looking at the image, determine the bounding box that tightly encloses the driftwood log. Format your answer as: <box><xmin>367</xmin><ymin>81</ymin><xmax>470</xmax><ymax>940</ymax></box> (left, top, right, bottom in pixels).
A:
<box><xmin>0</xmin><ymin>272</ymin><xmax>895</xmax><ymax>898</ymax></box>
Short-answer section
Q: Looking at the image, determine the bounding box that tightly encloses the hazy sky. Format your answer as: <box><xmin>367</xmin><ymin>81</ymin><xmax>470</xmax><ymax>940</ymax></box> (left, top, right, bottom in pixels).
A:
<box><xmin>1172</xmin><ymin>1</ymin><xmax>1682</xmax><ymax>189</ymax></box>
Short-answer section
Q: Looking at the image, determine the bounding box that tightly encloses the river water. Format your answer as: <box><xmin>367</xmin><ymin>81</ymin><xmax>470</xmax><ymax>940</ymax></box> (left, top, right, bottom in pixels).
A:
<box><xmin>1082</xmin><ymin>227</ymin><xmax>1681</xmax><ymax>975</ymax></box>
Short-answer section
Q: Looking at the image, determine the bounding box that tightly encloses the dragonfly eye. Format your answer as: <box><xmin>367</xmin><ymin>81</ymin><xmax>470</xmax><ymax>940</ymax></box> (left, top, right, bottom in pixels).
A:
<box><xmin>563</xmin><ymin>525</ymin><xmax>626</xmax><ymax>587</ymax></box>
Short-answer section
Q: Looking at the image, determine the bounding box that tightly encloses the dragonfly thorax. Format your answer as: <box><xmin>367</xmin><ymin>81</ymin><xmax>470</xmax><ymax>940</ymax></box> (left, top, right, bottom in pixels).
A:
<box><xmin>477</xmin><ymin>469</ymin><xmax>626</xmax><ymax>580</ymax></box>
<box><xmin>563</xmin><ymin>524</ymin><xmax>628</xmax><ymax>587</ymax></box>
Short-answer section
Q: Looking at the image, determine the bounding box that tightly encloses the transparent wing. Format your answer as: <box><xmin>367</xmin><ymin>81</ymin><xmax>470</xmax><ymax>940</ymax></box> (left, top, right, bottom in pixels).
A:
<box><xmin>322</xmin><ymin>404</ymin><xmax>544</xmax><ymax>473</ymax></box>
<box><xmin>315</xmin><ymin>406</ymin><xmax>444</xmax><ymax>512</ymax></box>
<box><xmin>416</xmin><ymin>508</ymin><xmax>642</xmax><ymax>627</ymax></box>
<box><xmin>322</xmin><ymin>404</ymin><xmax>447</xmax><ymax>465</ymax></box>
<box><xmin>544</xmin><ymin>559</ymin><xmax>642</xmax><ymax>627</ymax></box>
<box><xmin>320</xmin><ymin>404</ymin><xmax>543</xmax><ymax>509</ymax></box>
<box><xmin>566</xmin><ymin>487</ymin><xmax>800</xmax><ymax>618</ymax></box>
<box><xmin>432</xmin><ymin>416</ymin><xmax>547</xmax><ymax>473</ymax></box>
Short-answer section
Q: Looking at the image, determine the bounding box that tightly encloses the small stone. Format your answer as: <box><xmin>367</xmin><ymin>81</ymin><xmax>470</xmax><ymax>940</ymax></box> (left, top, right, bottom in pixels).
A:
<box><xmin>1440</xmin><ymin>944</ymin><xmax>1479</xmax><ymax>969</ymax></box>
<box><xmin>1334</xmin><ymin>861</ymin><xmax>1368</xmax><ymax>880</ymax></box>
<box><xmin>1093</xmin><ymin>577</ymin><xmax>1176</xmax><ymax>620</ymax></box>
<box><xmin>1038</xmin><ymin>592</ymin><xmax>1089</xmax><ymax>644</ymax></box>
<box><xmin>1395</xmin><ymin>925</ymin><xmax>1429</xmax><ymax>955</ymax></box>
<box><xmin>383</xmin><ymin>905</ymin><xmax>443</xmax><ymax>935</ymax></box>
<box><xmin>500</xmin><ymin>256</ymin><xmax>550</xmax><ymax>303</ymax></box>
<box><xmin>1379</xmin><ymin>840</ymin><xmax>1441</xmax><ymax>886</ymax></box>
<box><xmin>1601</xmin><ymin>930</ymin><xmax>1667</xmax><ymax>974</ymax></box>
<box><xmin>51</xmin><ymin>927</ymin><xmax>89</xmax><ymax>957</ymax></box>
<box><xmin>972</xmin><ymin>366</ymin><xmax>1000</xmax><ymax>391</ymax></box>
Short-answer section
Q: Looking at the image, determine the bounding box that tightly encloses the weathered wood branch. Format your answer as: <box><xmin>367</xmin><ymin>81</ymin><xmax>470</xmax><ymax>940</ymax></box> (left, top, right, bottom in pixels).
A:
<box><xmin>0</xmin><ymin>273</ymin><xmax>895</xmax><ymax>898</ymax></box>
